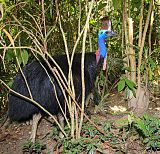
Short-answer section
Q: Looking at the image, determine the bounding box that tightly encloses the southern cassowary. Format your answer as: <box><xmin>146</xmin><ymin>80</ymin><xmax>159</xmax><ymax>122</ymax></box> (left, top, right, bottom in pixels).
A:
<box><xmin>8</xmin><ymin>30</ymin><xmax>116</xmax><ymax>142</ymax></box>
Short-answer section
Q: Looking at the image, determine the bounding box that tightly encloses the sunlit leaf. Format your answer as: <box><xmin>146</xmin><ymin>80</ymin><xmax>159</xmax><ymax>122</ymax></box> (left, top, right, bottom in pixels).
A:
<box><xmin>125</xmin><ymin>78</ymin><xmax>136</xmax><ymax>90</ymax></box>
<box><xmin>118</xmin><ymin>79</ymin><xmax>125</xmax><ymax>92</ymax></box>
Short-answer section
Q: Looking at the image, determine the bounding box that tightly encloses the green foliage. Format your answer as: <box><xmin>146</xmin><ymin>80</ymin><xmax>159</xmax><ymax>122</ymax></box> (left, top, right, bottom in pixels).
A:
<box><xmin>107</xmin><ymin>57</ymin><xmax>124</xmax><ymax>82</ymax></box>
<box><xmin>5</xmin><ymin>49</ymin><xmax>29</xmax><ymax>66</ymax></box>
<box><xmin>55</xmin><ymin>113</ymin><xmax>160</xmax><ymax>153</ymax></box>
<box><xmin>122</xmin><ymin>113</ymin><xmax>160</xmax><ymax>151</ymax></box>
<box><xmin>98</xmin><ymin>70</ymin><xmax>106</xmax><ymax>88</ymax></box>
<box><xmin>19</xmin><ymin>113</ymin><xmax>160</xmax><ymax>153</ymax></box>
<box><xmin>140</xmin><ymin>47</ymin><xmax>160</xmax><ymax>82</ymax></box>
<box><xmin>117</xmin><ymin>77</ymin><xmax>136</xmax><ymax>97</ymax></box>
<box><xmin>22</xmin><ymin>139</ymin><xmax>46</xmax><ymax>154</ymax></box>
<box><xmin>51</xmin><ymin>122</ymin><xmax>101</xmax><ymax>153</ymax></box>
<box><xmin>95</xmin><ymin>57</ymin><xmax>124</xmax><ymax>101</ymax></box>
<box><xmin>0</xmin><ymin>0</ymin><xmax>9</xmax><ymax>4</ymax></box>
<box><xmin>21</xmin><ymin>50</ymin><xmax>29</xmax><ymax>65</ymax></box>
<box><xmin>118</xmin><ymin>79</ymin><xmax>125</xmax><ymax>92</ymax></box>
<box><xmin>61</xmin><ymin>137</ymin><xmax>98</xmax><ymax>154</ymax></box>
<box><xmin>97</xmin><ymin>1</ymin><xmax>108</xmax><ymax>11</ymax></box>
<box><xmin>60</xmin><ymin>122</ymin><xmax>101</xmax><ymax>154</ymax></box>
<box><xmin>148</xmin><ymin>57</ymin><xmax>158</xmax><ymax>81</ymax></box>
<box><xmin>134</xmin><ymin>113</ymin><xmax>160</xmax><ymax>150</ymax></box>
<box><xmin>50</xmin><ymin>127</ymin><xmax>59</xmax><ymax>139</ymax></box>
<box><xmin>53</xmin><ymin>121</ymin><xmax>125</xmax><ymax>153</ymax></box>
<box><xmin>0</xmin><ymin>60</ymin><xmax>16</xmax><ymax>111</ymax></box>
<box><xmin>0</xmin><ymin>1</ymin><xmax>160</xmax><ymax>152</ymax></box>
<box><xmin>112</xmin><ymin>0</ymin><xmax>122</xmax><ymax>10</ymax></box>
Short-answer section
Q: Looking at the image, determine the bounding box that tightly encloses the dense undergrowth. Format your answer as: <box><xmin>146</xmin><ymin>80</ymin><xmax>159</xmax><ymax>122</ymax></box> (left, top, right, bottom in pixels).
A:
<box><xmin>22</xmin><ymin>113</ymin><xmax>160</xmax><ymax>154</ymax></box>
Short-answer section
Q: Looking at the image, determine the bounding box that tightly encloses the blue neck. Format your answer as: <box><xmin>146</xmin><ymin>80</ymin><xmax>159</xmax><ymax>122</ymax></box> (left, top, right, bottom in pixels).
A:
<box><xmin>98</xmin><ymin>38</ymin><xmax>107</xmax><ymax>59</ymax></box>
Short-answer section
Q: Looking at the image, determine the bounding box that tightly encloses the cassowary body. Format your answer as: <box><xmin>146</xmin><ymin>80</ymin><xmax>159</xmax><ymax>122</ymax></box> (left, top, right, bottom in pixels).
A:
<box><xmin>8</xmin><ymin>29</ymin><xmax>116</xmax><ymax>142</ymax></box>
<box><xmin>8</xmin><ymin>53</ymin><xmax>101</xmax><ymax>121</ymax></box>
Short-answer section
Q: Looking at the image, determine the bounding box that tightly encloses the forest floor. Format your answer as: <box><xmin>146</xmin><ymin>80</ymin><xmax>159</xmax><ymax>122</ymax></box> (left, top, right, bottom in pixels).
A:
<box><xmin>0</xmin><ymin>91</ymin><xmax>160</xmax><ymax>154</ymax></box>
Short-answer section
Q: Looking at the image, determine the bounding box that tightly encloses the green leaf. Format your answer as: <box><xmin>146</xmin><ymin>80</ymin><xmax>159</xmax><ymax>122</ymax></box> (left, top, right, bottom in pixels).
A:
<box><xmin>89</xmin><ymin>19</ymin><xmax>96</xmax><ymax>25</ymax></box>
<box><xmin>7</xmin><ymin>80</ymin><xmax>13</xmax><ymax>87</ymax></box>
<box><xmin>45</xmin><ymin>26</ymin><xmax>55</xmax><ymax>41</ymax></box>
<box><xmin>148</xmin><ymin>65</ymin><xmax>153</xmax><ymax>80</ymax></box>
<box><xmin>148</xmin><ymin>57</ymin><xmax>156</xmax><ymax>69</ymax></box>
<box><xmin>124</xmin><ymin>87</ymin><xmax>129</xmax><ymax>99</ymax></box>
<box><xmin>16</xmin><ymin>50</ymin><xmax>22</xmax><ymax>65</ymax></box>
<box><xmin>136</xmin><ymin>118</ymin><xmax>147</xmax><ymax>136</ymax></box>
<box><xmin>143</xmin><ymin>138</ymin><xmax>149</xmax><ymax>144</ymax></box>
<box><xmin>125</xmin><ymin>78</ymin><xmax>136</xmax><ymax>90</ymax></box>
<box><xmin>21</xmin><ymin>50</ymin><xmax>29</xmax><ymax>65</ymax></box>
<box><xmin>118</xmin><ymin>79</ymin><xmax>125</xmax><ymax>92</ymax></box>
<box><xmin>5</xmin><ymin>50</ymin><xmax>15</xmax><ymax>61</ymax></box>
<box><xmin>143</xmin><ymin>113</ymin><xmax>150</xmax><ymax>121</ymax></box>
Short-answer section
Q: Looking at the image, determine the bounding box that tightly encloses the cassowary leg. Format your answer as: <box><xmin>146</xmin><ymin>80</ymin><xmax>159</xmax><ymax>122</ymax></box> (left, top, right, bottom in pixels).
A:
<box><xmin>57</xmin><ymin>113</ymin><xmax>64</xmax><ymax>138</ymax></box>
<box><xmin>30</xmin><ymin>113</ymin><xmax>42</xmax><ymax>143</ymax></box>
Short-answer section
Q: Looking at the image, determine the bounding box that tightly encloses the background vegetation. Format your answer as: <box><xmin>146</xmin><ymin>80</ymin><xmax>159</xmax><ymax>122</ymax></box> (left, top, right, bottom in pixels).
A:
<box><xmin>0</xmin><ymin>0</ymin><xmax>160</xmax><ymax>153</ymax></box>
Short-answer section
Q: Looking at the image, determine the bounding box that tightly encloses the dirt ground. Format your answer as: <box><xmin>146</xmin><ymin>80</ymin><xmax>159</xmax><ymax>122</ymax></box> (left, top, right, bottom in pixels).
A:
<box><xmin>0</xmin><ymin>92</ymin><xmax>160</xmax><ymax>154</ymax></box>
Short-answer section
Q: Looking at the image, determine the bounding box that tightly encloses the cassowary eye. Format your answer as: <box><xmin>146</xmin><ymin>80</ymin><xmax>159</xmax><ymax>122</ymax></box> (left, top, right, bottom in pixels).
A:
<box><xmin>106</xmin><ymin>31</ymin><xmax>109</xmax><ymax>34</ymax></box>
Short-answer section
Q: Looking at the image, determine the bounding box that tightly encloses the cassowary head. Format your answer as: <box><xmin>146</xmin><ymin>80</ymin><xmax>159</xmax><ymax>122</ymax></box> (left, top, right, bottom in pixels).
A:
<box><xmin>98</xmin><ymin>30</ymin><xmax>116</xmax><ymax>40</ymax></box>
<box><xmin>96</xmin><ymin>30</ymin><xmax>116</xmax><ymax>68</ymax></box>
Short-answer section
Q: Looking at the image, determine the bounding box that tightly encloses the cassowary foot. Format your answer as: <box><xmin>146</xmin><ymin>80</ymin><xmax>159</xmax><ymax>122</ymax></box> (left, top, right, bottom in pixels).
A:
<box><xmin>30</xmin><ymin>113</ymin><xmax>42</xmax><ymax>143</ymax></box>
<box><xmin>26</xmin><ymin>119</ymin><xmax>32</xmax><ymax>125</ymax></box>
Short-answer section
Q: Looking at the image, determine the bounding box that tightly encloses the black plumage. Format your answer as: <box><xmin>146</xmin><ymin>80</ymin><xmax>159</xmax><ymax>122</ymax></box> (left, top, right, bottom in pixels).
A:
<box><xmin>8</xmin><ymin>52</ymin><xmax>102</xmax><ymax>121</ymax></box>
<box><xmin>8</xmin><ymin>29</ymin><xmax>116</xmax><ymax>142</ymax></box>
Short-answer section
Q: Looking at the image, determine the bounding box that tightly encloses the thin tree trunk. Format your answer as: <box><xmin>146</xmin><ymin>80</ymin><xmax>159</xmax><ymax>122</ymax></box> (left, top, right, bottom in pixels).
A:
<box><xmin>129</xmin><ymin>0</ymin><xmax>154</xmax><ymax>115</ymax></box>
<box><xmin>128</xmin><ymin>18</ymin><xmax>136</xmax><ymax>83</ymax></box>
<box><xmin>78</xmin><ymin>0</ymin><xmax>94</xmax><ymax>138</ymax></box>
<box><xmin>138</xmin><ymin>0</ymin><xmax>153</xmax><ymax>88</ymax></box>
<box><xmin>149</xmin><ymin>0</ymin><xmax>154</xmax><ymax>55</ymax></box>
<box><xmin>123</xmin><ymin>0</ymin><xmax>129</xmax><ymax>78</ymax></box>
<box><xmin>138</xmin><ymin>0</ymin><xmax>144</xmax><ymax>47</ymax></box>
<box><xmin>157</xmin><ymin>5</ymin><xmax>160</xmax><ymax>45</ymax></box>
